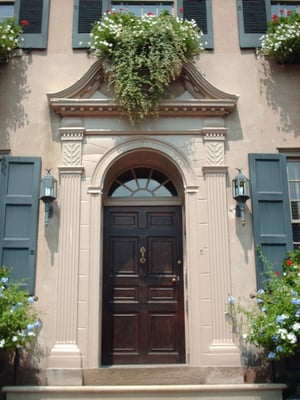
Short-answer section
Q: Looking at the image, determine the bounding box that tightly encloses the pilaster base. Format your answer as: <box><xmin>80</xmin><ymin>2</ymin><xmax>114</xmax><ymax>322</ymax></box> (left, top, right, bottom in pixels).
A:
<box><xmin>206</xmin><ymin>343</ymin><xmax>241</xmax><ymax>367</ymax></box>
<box><xmin>48</xmin><ymin>344</ymin><xmax>82</xmax><ymax>368</ymax></box>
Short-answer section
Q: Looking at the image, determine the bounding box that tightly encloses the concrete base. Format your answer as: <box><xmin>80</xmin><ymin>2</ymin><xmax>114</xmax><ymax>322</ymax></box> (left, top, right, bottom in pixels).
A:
<box><xmin>2</xmin><ymin>384</ymin><xmax>287</xmax><ymax>400</ymax></box>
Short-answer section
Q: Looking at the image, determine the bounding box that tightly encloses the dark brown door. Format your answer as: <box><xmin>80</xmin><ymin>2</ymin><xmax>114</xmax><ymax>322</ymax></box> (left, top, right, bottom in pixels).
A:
<box><xmin>102</xmin><ymin>206</ymin><xmax>185</xmax><ymax>365</ymax></box>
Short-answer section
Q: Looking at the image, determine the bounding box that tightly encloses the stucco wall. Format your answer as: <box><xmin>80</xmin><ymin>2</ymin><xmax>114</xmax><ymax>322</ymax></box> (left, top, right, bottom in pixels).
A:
<box><xmin>0</xmin><ymin>0</ymin><xmax>299</xmax><ymax>381</ymax></box>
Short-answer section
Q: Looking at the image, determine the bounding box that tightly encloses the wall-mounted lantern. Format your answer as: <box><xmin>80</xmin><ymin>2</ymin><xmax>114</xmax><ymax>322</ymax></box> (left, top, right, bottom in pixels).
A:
<box><xmin>232</xmin><ymin>169</ymin><xmax>250</xmax><ymax>225</ymax></box>
<box><xmin>40</xmin><ymin>169</ymin><xmax>57</xmax><ymax>226</ymax></box>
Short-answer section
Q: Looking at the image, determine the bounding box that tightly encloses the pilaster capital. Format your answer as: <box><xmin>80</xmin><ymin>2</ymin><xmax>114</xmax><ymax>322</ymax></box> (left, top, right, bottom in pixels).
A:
<box><xmin>59</xmin><ymin>128</ymin><xmax>85</xmax><ymax>167</ymax></box>
<box><xmin>201</xmin><ymin>127</ymin><xmax>227</xmax><ymax>167</ymax></box>
<box><xmin>59</xmin><ymin>127</ymin><xmax>85</xmax><ymax>141</ymax></box>
<box><xmin>202</xmin><ymin>165</ymin><xmax>229</xmax><ymax>175</ymax></box>
<box><xmin>201</xmin><ymin>127</ymin><xmax>227</xmax><ymax>141</ymax></box>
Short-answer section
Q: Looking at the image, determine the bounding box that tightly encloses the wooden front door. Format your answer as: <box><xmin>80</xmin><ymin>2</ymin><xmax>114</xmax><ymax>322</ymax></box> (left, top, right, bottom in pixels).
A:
<box><xmin>102</xmin><ymin>206</ymin><xmax>185</xmax><ymax>365</ymax></box>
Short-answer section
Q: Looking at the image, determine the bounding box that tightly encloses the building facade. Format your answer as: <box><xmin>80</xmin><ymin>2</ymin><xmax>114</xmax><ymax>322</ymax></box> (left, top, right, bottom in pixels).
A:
<box><xmin>0</xmin><ymin>0</ymin><xmax>299</xmax><ymax>392</ymax></box>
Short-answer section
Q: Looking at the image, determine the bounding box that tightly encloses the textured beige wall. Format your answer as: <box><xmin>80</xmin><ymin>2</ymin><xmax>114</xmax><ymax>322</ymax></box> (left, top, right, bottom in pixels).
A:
<box><xmin>0</xmin><ymin>0</ymin><xmax>299</xmax><ymax>375</ymax></box>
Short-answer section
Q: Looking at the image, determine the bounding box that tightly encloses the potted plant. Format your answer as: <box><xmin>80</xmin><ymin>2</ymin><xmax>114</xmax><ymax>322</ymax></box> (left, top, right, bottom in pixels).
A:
<box><xmin>0</xmin><ymin>266</ymin><xmax>41</xmax><ymax>383</ymax></box>
<box><xmin>258</xmin><ymin>10</ymin><xmax>300</xmax><ymax>64</ymax></box>
<box><xmin>0</xmin><ymin>18</ymin><xmax>27</xmax><ymax>64</ymax></box>
<box><xmin>228</xmin><ymin>248</ymin><xmax>300</xmax><ymax>361</ymax></box>
<box><xmin>88</xmin><ymin>10</ymin><xmax>204</xmax><ymax>122</ymax></box>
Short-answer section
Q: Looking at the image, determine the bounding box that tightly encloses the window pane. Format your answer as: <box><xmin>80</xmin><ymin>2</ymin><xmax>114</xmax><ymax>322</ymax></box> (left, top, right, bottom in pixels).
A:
<box><xmin>0</xmin><ymin>4</ymin><xmax>14</xmax><ymax>22</ymax></box>
<box><xmin>287</xmin><ymin>159</ymin><xmax>300</xmax><ymax>248</ymax></box>
<box><xmin>271</xmin><ymin>2</ymin><xmax>300</xmax><ymax>16</ymax></box>
<box><xmin>108</xmin><ymin>167</ymin><xmax>178</xmax><ymax>198</ymax></box>
<box><xmin>292</xmin><ymin>223</ymin><xmax>300</xmax><ymax>243</ymax></box>
<box><xmin>291</xmin><ymin>201</ymin><xmax>300</xmax><ymax>219</ymax></box>
<box><xmin>111</xmin><ymin>2</ymin><xmax>173</xmax><ymax>16</ymax></box>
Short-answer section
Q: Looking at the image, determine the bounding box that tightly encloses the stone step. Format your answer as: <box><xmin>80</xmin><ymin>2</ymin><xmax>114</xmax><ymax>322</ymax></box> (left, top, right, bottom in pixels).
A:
<box><xmin>82</xmin><ymin>366</ymin><xmax>244</xmax><ymax>385</ymax></box>
<box><xmin>83</xmin><ymin>366</ymin><xmax>206</xmax><ymax>385</ymax></box>
<box><xmin>2</xmin><ymin>384</ymin><xmax>286</xmax><ymax>400</ymax></box>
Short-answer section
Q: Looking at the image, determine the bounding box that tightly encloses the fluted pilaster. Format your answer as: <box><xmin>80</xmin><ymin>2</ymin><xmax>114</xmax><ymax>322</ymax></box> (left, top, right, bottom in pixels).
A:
<box><xmin>47</xmin><ymin>128</ymin><xmax>84</xmax><ymax>377</ymax></box>
<box><xmin>202</xmin><ymin>128</ymin><xmax>239</xmax><ymax>365</ymax></box>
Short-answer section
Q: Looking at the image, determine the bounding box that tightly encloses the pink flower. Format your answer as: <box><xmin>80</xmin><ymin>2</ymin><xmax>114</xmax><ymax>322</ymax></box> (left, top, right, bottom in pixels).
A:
<box><xmin>21</xmin><ymin>19</ymin><xmax>29</xmax><ymax>26</ymax></box>
<box><xmin>279</xmin><ymin>9</ymin><xmax>284</xmax><ymax>14</ymax></box>
<box><xmin>147</xmin><ymin>12</ymin><xmax>154</xmax><ymax>16</ymax></box>
<box><xmin>286</xmin><ymin>259</ymin><xmax>293</xmax><ymax>267</ymax></box>
<box><xmin>272</xmin><ymin>14</ymin><xmax>278</xmax><ymax>22</ymax></box>
<box><xmin>179</xmin><ymin>7</ymin><xmax>184</xmax><ymax>13</ymax></box>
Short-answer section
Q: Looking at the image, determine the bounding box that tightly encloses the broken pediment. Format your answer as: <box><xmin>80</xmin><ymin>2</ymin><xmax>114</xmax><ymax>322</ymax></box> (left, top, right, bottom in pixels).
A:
<box><xmin>47</xmin><ymin>59</ymin><xmax>238</xmax><ymax>118</ymax></box>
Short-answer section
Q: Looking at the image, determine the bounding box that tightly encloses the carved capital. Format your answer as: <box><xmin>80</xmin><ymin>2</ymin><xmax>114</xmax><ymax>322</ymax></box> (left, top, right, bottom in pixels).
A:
<box><xmin>202</xmin><ymin>127</ymin><xmax>227</xmax><ymax>166</ymax></box>
<box><xmin>59</xmin><ymin>128</ymin><xmax>84</xmax><ymax>167</ymax></box>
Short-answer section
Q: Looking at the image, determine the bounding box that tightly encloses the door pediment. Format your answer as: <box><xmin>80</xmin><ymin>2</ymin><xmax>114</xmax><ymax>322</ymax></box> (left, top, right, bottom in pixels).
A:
<box><xmin>48</xmin><ymin>59</ymin><xmax>238</xmax><ymax>118</ymax></box>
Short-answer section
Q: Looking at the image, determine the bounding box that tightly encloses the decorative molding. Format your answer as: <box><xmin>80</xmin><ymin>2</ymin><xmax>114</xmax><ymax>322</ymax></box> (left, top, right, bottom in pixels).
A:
<box><xmin>202</xmin><ymin>127</ymin><xmax>227</xmax><ymax>141</ymax></box>
<box><xmin>62</xmin><ymin>142</ymin><xmax>82</xmax><ymax>166</ymax></box>
<box><xmin>202</xmin><ymin>166</ymin><xmax>229</xmax><ymax>174</ymax></box>
<box><xmin>59</xmin><ymin>127</ymin><xmax>85</xmax><ymax>141</ymax></box>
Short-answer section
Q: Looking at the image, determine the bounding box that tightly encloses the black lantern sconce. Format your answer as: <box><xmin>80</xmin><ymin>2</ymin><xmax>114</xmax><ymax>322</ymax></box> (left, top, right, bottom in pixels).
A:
<box><xmin>232</xmin><ymin>169</ymin><xmax>250</xmax><ymax>225</ymax></box>
<box><xmin>40</xmin><ymin>169</ymin><xmax>57</xmax><ymax>225</ymax></box>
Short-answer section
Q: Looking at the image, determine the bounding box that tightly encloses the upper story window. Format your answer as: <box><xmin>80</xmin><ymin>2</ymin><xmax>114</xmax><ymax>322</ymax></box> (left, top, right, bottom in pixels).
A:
<box><xmin>110</xmin><ymin>1</ymin><xmax>173</xmax><ymax>17</ymax></box>
<box><xmin>0</xmin><ymin>2</ymin><xmax>14</xmax><ymax>23</ymax></box>
<box><xmin>287</xmin><ymin>157</ymin><xmax>300</xmax><ymax>249</ymax></box>
<box><xmin>271</xmin><ymin>1</ymin><xmax>300</xmax><ymax>15</ymax></box>
<box><xmin>237</xmin><ymin>0</ymin><xmax>300</xmax><ymax>48</ymax></box>
<box><xmin>0</xmin><ymin>0</ymin><xmax>50</xmax><ymax>49</ymax></box>
<box><xmin>73</xmin><ymin>0</ymin><xmax>213</xmax><ymax>49</ymax></box>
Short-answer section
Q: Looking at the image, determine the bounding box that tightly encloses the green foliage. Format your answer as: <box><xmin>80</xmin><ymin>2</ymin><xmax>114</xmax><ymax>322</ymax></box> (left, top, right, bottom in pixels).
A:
<box><xmin>0</xmin><ymin>18</ymin><xmax>23</xmax><ymax>63</ymax></box>
<box><xmin>0</xmin><ymin>267</ymin><xmax>41</xmax><ymax>351</ymax></box>
<box><xmin>258</xmin><ymin>11</ymin><xmax>300</xmax><ymax>63</ymax></box>
<box><xmin>89</xmin><ymin>11</ymin><xmax>203</xmax><ymax>123</ymax></box>
<box><xmin>228</xmin><ymin>248</ymin><xmax>300</xmax><ymax>361</ymax></box>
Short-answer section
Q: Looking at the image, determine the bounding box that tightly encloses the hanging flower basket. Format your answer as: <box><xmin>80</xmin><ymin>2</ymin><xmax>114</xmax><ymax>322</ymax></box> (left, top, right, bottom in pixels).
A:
<box><xmin>0</xmin><ymin>18</ymin><xmax>26</xmax><ymax>64</ymax></box>
<box><xmin>257</xmin><ymin>11</ymin><xmax>300</xmax><ymax>64</ymax></box>
<box><xmin>88</xmin><ymin>10</ymin><xmax>204</xmax><ymax>123</ymax></box>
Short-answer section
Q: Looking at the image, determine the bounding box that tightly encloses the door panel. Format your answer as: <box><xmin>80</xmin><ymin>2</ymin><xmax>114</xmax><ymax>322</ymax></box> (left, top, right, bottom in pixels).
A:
<box><xmin>102</xmin><ymin>206</ymin><xmax>185</xmax><ymax>365</ymax></box>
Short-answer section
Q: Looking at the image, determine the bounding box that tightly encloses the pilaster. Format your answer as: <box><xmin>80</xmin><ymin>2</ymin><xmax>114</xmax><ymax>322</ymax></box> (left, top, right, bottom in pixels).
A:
<box><xmin>202</xmin><ymin>128</ymin><xmax>240</xmax><ymax>366</ymax></box>
<box><xmin>47</xmin><ymin>128</ymin><xmax>85</xmax><ymax>384</ymax></box>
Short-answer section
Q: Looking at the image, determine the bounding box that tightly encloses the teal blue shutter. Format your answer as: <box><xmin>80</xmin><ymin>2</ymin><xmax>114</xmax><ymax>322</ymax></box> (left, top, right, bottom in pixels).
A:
<box><xmin>14</xmin><ymin>0</ymin><xmax>50</xmax><ymax>49</ymax></box>
<box><xmin>73</xmin><ymin>0</ymin><xmax>103</xmax><ymax>49</ymax></box>
<box><xmin>183</xmin><ymin>0</ymin><xmax>213</xmax><ymax>49</ymax></box>
<box><xmin>0</xmin><ymin>157</ymin><xmax>41</xmax><ymax>294</ymax></box>
<box><xmin>249</xmin><ymin>154</ymin><xmax>293</xmax><ymax>288</ymax></box>
<box><xmin>237</xmin><ymin>0</ymin><xmax>271</xmax><ymax>48</ymax></box>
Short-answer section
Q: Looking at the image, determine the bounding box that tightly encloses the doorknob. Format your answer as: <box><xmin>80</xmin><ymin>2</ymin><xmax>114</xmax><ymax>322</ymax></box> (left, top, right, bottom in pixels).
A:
<box><xmin>139</xmin><ymin>246</ymin><xmax>146</xmax><ymax>264</ymax></box>
<box><xmin>172</xmin><ymin>276</ymin><xmax>180</xmax><ymax>283</ymax></box>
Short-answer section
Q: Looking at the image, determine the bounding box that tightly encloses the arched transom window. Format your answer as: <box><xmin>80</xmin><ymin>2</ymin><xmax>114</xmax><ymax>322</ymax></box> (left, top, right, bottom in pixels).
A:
<box><xmin>108</xmin><ymin>167</ymin><xmax>178</xmax><ymax>198</ymax></box>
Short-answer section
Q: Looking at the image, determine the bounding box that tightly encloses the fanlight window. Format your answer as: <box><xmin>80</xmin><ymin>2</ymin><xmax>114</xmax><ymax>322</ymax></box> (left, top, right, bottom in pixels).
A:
<box><xmin>108</xmin><ymin>167</ymin><xmax>178</xmax><ymax>198</ymax></box>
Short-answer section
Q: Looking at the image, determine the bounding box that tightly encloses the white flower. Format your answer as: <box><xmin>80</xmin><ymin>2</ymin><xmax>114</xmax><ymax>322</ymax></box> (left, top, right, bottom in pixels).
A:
<box><xmin>292</xmin><ymin>322</ymin><xmax>300</xmax><ymax>332</ymax></box>
<box><xmin>287</xmin><ymin>332</ymin><xmax>297</xmax><ymax>344</ymax></box>
<box><xmin>0</xmin><ymin>339</ymin><xmax>5</xmax><ymax>348</ymax></box>
<box><xmin>277</xmin><ymin>328</ymin><xmax>288</xmax><ymax>339</ymax></box>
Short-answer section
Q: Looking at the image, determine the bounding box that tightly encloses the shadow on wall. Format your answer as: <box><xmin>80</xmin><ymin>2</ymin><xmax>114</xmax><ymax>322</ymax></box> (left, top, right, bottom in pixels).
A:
<box><xmin>0</xmin><ymin>345</ymin><xmax>47</xmax><ymax>399</ymax></box>
<box><xmin>0</xmin><ymin>54</ymin><xmax>31</xmax><ymax>149</ymax></box>
<box><xmin>259</xmin><ymin>60</ymin><xmax>300</xmax><ymax>137</ymax></box>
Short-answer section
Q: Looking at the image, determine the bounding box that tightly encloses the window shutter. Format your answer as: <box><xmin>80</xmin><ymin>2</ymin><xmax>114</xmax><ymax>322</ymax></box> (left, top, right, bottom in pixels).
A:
<box><xmin>14</xmin><ymin>0</ymin><xmax>50</xmax><ymax>49</ymax></box>
<box><xmin>249</xmin><ymin>154</ymin><xmax>293</xmax><ymax>288</ymax></box>
<box><xmin>237</xmin><ymin>0</ymin><xmax>270</xmax><ymax>48</ymax></box>
<box><xmin>0</xmin><ymin>157</ymin><xmax>41</xmax><ymax>294</ymax></box>
<box><xmin>183</xmin><ymin>0</ymin><xmax>213</xmax><ymax>49</ymax></box>
<box><xmin>73</xmin><ymin>0</ymin><xmax>103</xmax><ymax>49</ymax></box>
